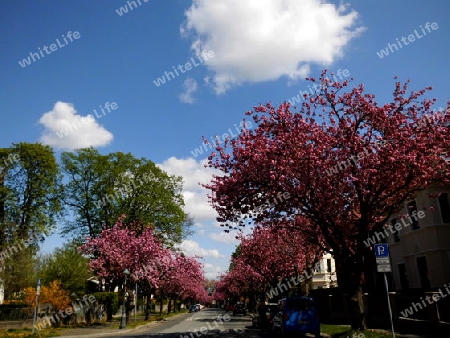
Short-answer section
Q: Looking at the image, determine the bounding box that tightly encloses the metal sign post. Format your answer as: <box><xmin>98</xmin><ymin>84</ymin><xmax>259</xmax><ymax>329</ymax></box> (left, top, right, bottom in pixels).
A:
<box><xmin>135</xmin><ymin>284</ymin><xmax>137</xmax><ymax>322</ymax></box>
<box><xmin>31</xmin><ymin>279</ymin><xmax>40</xmax><ymax>333</ymax></box>
<box><xmin>374</xmin><ymin>244</ymin><xmax>395</xmax><ymax>338</ymax></box>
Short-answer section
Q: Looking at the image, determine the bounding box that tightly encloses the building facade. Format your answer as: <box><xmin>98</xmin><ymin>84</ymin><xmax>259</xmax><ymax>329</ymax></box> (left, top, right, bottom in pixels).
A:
<box><xmin>384</xmin><ymin>183</ymin><xmax>450</xmax><ymax>290</ymax></box>
<box><xmin>312</xmin><ymin>253</ymin><xmax>338</xmax><ymax>289</ymax></box>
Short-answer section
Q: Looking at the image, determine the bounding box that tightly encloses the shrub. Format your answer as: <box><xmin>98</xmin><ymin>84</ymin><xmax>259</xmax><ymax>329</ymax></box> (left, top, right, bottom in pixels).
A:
<box><xmin>91</xmin><ymin>292</ymin><xmax>118</xmax><ymax>321</ymax></box>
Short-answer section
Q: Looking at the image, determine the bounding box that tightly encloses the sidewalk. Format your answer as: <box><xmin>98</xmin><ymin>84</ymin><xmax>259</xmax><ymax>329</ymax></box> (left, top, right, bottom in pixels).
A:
<box><xmin>54</xmin><ymin>313</ymin><xmax>175</xmax><ymax>338</ymax></box>
<box><xmin>369</xmin><ymin>329</ymin><xmax>428</xmax><ymax>338</ymax></box>
<box><xmin>54</xmin><ymin>323</ymin><xmax>156</xmax><ymax>338</ymax></box>
<box><xmin>319</xmin><ymin>323</ymin><xmax>430</xmax><ymax>338</ymax></box>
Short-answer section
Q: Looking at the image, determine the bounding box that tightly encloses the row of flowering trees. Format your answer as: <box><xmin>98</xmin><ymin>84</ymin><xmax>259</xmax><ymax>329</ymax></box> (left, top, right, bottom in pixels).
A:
<box><xmin>79</xmin><ymin>215</ymin><xmax>209</xmax><ymax>321</ymax></box>
<box><xmin>214</xmin><ymin>224</ymin><xmax>322</xmax><ymax>309</ymax></box>
<box><xmin>206</xmin><ymin>71</ymin><xmax>449</xmax><ymax>330</ymax></box>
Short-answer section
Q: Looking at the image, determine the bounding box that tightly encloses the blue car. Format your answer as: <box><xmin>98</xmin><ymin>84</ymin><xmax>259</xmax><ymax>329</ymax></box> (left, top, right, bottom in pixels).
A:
<box><xmin>272</xmin><ymin>296</ymin><xmax>320</xmax><ymax>337</ymax></box>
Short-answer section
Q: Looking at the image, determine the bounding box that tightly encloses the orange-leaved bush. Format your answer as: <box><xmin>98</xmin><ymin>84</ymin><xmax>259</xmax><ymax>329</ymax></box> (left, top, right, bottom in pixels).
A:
<box><xmin>23</xmin><ymin>280</ymin><xmax>71</xmax><ymax>311</ymax></box>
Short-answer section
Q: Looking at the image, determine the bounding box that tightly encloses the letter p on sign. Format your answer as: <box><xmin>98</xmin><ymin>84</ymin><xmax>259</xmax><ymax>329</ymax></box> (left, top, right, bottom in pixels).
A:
<box><xmin>374</xmin><ymin>243</ymin><xmax>389</xmax><ymax>257</ymax></box>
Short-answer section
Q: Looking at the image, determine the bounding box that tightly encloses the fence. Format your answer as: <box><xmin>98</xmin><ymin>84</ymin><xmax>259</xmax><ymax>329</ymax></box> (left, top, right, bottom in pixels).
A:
<box><xmin>0</xmin><ymin>304</ymin><xmax>32</xmax><ymax>321</ymax></box>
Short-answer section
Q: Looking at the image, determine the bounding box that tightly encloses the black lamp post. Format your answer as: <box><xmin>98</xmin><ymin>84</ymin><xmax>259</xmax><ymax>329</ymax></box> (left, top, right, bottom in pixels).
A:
<box><xmin>119</xmin><ymin>268</ymin><xmax>131</xmax><ymax>329</ymax></box>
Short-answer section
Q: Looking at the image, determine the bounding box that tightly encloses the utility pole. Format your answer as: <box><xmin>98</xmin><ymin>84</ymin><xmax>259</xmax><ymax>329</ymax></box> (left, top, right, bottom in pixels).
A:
<box><xmin>31</xmin><ymin>279</ymin><xmax>40</xmax><ymax>334</ymax></box>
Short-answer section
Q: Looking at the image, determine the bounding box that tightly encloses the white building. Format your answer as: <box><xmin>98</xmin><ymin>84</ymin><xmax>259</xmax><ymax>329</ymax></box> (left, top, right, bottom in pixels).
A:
<box><xmin>311</xmin><ymin>253</ymin><xmax>338</xmax><ymax>289</ymax></box>
<box><xmin>384</xmin><ymin>183</ymin><xmax>450</xmax><ymax>290</ymax></box>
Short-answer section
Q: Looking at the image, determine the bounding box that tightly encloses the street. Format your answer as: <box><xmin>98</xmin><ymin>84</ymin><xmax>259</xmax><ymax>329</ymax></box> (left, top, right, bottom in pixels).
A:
<box><xmin>115</xmin><ymin>308</ymin><xmax>276</xmax><ymax>337</ymax></box>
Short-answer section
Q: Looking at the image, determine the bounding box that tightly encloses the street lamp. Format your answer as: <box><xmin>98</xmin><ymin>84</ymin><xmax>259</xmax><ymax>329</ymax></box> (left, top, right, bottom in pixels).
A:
<box><xmin>119</xmin><ymin>268</ymin><xmax>131</xmax><ymax>329</ymax></box>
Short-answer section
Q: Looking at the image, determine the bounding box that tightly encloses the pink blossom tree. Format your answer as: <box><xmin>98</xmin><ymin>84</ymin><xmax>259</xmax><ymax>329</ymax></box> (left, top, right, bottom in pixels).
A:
<box><xmin>204</xmin><ymin>71</ymin><xmax>450</xmax><ymax>329</ymax></box>
<box><xmin>80</xmin><ymin>216</ymin><xmax>208</xmax><ymax>319</ymax></box>
<box><xmin>236</xmin><ymin>225</ymin><xmax>321</xmax><ymax>298</ymax></box>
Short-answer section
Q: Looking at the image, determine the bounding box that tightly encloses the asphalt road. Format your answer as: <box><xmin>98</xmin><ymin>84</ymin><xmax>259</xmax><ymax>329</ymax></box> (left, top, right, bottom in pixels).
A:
<box><xmin>51</xmin><ymin>309</ymin><xmax>426</xmax><ymax>338</ymax></box>
<box><xmin>115</xmin><ymin>308</ymin><xmax>276</xmax><ymax>337</ymax></box>
<box><xmin>56</xmin><ymin>308</ymin><xmax>326</xmax><ymax>337</ymax></box>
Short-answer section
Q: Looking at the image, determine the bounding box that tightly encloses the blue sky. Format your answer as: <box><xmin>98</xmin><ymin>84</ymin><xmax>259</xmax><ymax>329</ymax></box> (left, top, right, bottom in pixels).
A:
<box><xmin>1</xmin><ymin>0</ymin><xmax>449</xmax><ymax>279</ymax></box>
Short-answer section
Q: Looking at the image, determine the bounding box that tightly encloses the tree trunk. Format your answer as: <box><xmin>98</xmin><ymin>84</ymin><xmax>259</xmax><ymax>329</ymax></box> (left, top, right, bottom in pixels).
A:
<box><xmin>144</xmin><ymin>294</ymin><xmax>151</xmax><ymax>320</ymax></box>
<box><xmin>159</xmin><ymin>294</ymin><xmax>163</xmax><ymax>315</ymax></box>
<box><xmin>335</xmin><ymin>254</ymin><xmax>366</xmax><ymax>330</ymax></box>
<box><xmin>304</xmin><ymin>266</ymin><xmax>314</xmax><ymax>296</ymax></box>
<box><xmin>126</xmin><ymin>293</ymin><xmax>132</xmax><ymax>324</ymax></box>
<box><xmin>167</xmin><ymin>298</ymin><xmax>172</xmax><ymax>314</ymax></box>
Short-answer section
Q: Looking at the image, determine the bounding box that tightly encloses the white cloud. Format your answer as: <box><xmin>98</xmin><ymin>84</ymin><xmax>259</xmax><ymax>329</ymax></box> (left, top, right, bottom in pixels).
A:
<box><xmin>38</xmin><ymin>101</ymin><xmax>113</xmax><ymax>150</ymax></box>
<box><xmin>175</xmin><ymin>239</ymin><xmax>224</xmax><ymax>258</ymax></box>
<box><xmin>182</xmin><ymin>0</ymin><xmax>364</xmax><ymax>94</ymax></box>
<box><xmin>157</xmin><ymin>157</ymin><xmax>219</xmax><ymax>222</ymax></box>
<box><xmin>203</xmin><ymin>262</ymin><xmax>226</xmax><ymax>279</ymax></box>
<box><xmin>179</xmin><ymin>77</ymin><xmax>198</xmax><ymax>103</ymax></box>
<box><xmin>208</xmin><ymin>231</ymin><xmax>239</xmax><ymax>245</ymax></box>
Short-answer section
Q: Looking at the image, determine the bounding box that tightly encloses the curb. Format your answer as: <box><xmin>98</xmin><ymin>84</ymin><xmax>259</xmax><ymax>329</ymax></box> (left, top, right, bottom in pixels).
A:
<box><xmin>55</xmin><ymin>323</ymin><xmax>155</xmax><ymax>338</ymax></box>
<box><xmin>54</xmin><ymin>314</ymin><xmax>181</xmax><ymax>338</ymax></box>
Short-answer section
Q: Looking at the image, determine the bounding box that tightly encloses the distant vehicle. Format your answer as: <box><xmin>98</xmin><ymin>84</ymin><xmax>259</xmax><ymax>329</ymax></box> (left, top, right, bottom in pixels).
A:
<box><xmin>226</xmin><ymin>304</ymin><xmax>234</xmax><ymax>312</ymax></box>
<box><xmin>252</xmin><ymin>303</ymin><xmax>278</xmax><ymax>328</ymax></box>
<box><xmin>195</xmin><ymin>304</ymin><xmax>201</xmax><ymax>311</ymax></box>
<box><xmin>272</xmin><ymin>296</ymin><xmax>320</xmax><ymax>337</ymax></box>
<box><xmin>233</xmin><ymin>303</ymin><xmax>247</xmax><ymax>316</ymax></box>
<box><xmin>189</xmin><ymin>305</ymin><xmax>198</xmax><ymax>313</ymax></box>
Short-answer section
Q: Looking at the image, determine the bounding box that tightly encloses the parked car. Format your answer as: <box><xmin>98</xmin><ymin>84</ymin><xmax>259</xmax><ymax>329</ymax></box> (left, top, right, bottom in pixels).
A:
<box><xmin>195</xmin><ymin>304</ymin><xmax>201</xmax><ymax>311</ymax></box>
<box><xmin>226</xmin><ymin>304</ymin><xmax>234</xmax><ymax>312</ymax></box>
<box><xmin>233</xmin><ymin>303</ymin><xmax>247</xmax><ymax>316</ymax></box>
<box><xmin>252</xmin><ymin>303</ymin><xmax>278</xmax><ymax>328</ymax></box>
<box><xmin>272</xmin><ymin>296</ymin><xmax>320</xmax><ymax>337</ymax></box>
<box><xmin>189</xmin><ymin>305</ymin><xmax>198</xmax><ymax>313</ymax></box>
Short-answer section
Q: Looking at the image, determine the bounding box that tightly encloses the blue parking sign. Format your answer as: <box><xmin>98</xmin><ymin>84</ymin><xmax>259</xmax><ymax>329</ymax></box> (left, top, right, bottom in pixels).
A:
<box><xmin>374</xmin><ymin>243</ymin><xmax>389</xmax><ymax>257</ymax></box>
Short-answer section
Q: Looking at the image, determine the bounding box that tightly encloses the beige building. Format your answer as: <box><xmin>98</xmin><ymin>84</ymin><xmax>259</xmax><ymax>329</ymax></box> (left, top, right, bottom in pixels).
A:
<box><xmin>312</xmin><ymin>253</ymin><xmax>338</xmax><ymax>289</ymax></box>
<box><xmin>384</xmin><ymin>183</ymin><xmax>450</xmax><ymax>290</ymax></box>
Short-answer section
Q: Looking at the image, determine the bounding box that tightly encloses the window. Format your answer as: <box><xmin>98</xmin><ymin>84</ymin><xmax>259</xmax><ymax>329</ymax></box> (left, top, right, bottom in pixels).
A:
<box><xmin>314</xmin><ymin>262</ymin><xmax>321</xmax><ymax>273</ymax></box>
<box><xmin>391</xmin><ymin>218</ymin><xmax>400</xmax><ymax>242</ymax></box>
<box><xmin>327</xmin><ymin>259</ymin><xmax>332</xmax><ymax>273</ymax></box>
<box><xmin>416</xmin><ymin>256</ymin><xmax>431</xmax><ymax>290</ymax></box>
<box><xmin>407</xmin><ymin>200</ymin><xmax>419</xmax><ymax>230</ymax></box>
<box><xmin>398</xmin><ymin>263</ymin><xmax>409</xmax><ymax>290</ymax></box>
<box><xmin>438</xmin><ymin>193</ymin><xmax>450</xmax><ymax>223</ymax></box>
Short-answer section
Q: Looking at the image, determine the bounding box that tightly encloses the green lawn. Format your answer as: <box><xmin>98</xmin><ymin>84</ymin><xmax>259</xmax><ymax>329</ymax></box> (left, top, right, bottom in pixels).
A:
<box><xmin>0</xmin><ymin>327</ymin><xmax>60</xmax><ymax>338</ymax></box>
<box><xmin>320</xmin><ymin>324</ymin><xmax>392</xmax><ymax>337</ymax></box>
<box><xmin>0</xmin><ymin>310</ymin><xmax>188</xmax><ymax>337</ymax></box>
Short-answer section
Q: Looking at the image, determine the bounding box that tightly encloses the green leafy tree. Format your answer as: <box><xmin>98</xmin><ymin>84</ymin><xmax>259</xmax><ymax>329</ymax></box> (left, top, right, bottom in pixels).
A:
<box><xmin>228</xmin><ymin>244</ymin><xmax>241</xmax><ymax>271</ymax></box>
<box><xmin>0</xmin><ymin>247</ymin><xmax>37</xmax><ymax>300</ymax></box>
<box><xmin>0</xmin><ymin>143</ymin><xmax>62</xmax><ymax>300</ymax></box>
<box><xmin>61</xmin><ymin>148</ymin><xmax>192</xmax><ymax>245</ymax></box>
<box><xmin>37</xmin><ymin>241</ymin><xmax>90</xmax><ymax>298</ymax></box>
<box><xmin>0</xmin><ymin>143</ymin><xmax>62</xmax><ymax>245</ymax></box>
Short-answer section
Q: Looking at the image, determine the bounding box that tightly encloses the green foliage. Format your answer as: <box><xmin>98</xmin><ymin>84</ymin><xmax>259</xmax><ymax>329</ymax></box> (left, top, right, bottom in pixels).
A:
<box><xmin>92</xmin><ymin>292</ymin><xmax>118</xmax><ymax>321</ymax></box>
<box><xmin>0</xmin><ymin>143</ymin><xmax>63</xmax><ymax>245</ymax></box>
<box><xmin>228</xmin><ymin>244</ymin><xmax>241</xmax><ymax>271</ymax></box>
<box><xmin>37</xmin><ymin>241</ymin><xmax>90</xmax><ymax>298</ymax></box>
<box><xmin>0</xmin><ymin>247</ymin><xmax>38</xmax><ymax>300</ymax></box>
<box><xmin>92</xmin><ymin>292</ymin><xmax>119</xmax><ymax>321</ymax></box>
<box><xmin>0</xmin><ymin>327</ymin><xmax>58</xmax><ymax>338</ymax></box>
<box><xmin>0</xmin><ymin>143</ymin><xmax>63</xmax><ymax>301</ymax></box>
<box><xmin>60</xmin><ymin>148</ymin><xmax>192</xmax><ymax>245</ymax></box>
<box><xmin>320</xmin><ymin>324</ymin><xmax>392</xmax><ymax>337</ymax></box>
<box><xmin>0</xmin><ymin>143</ymin><xmax>63</xmax><ymax>300</ymax></box>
